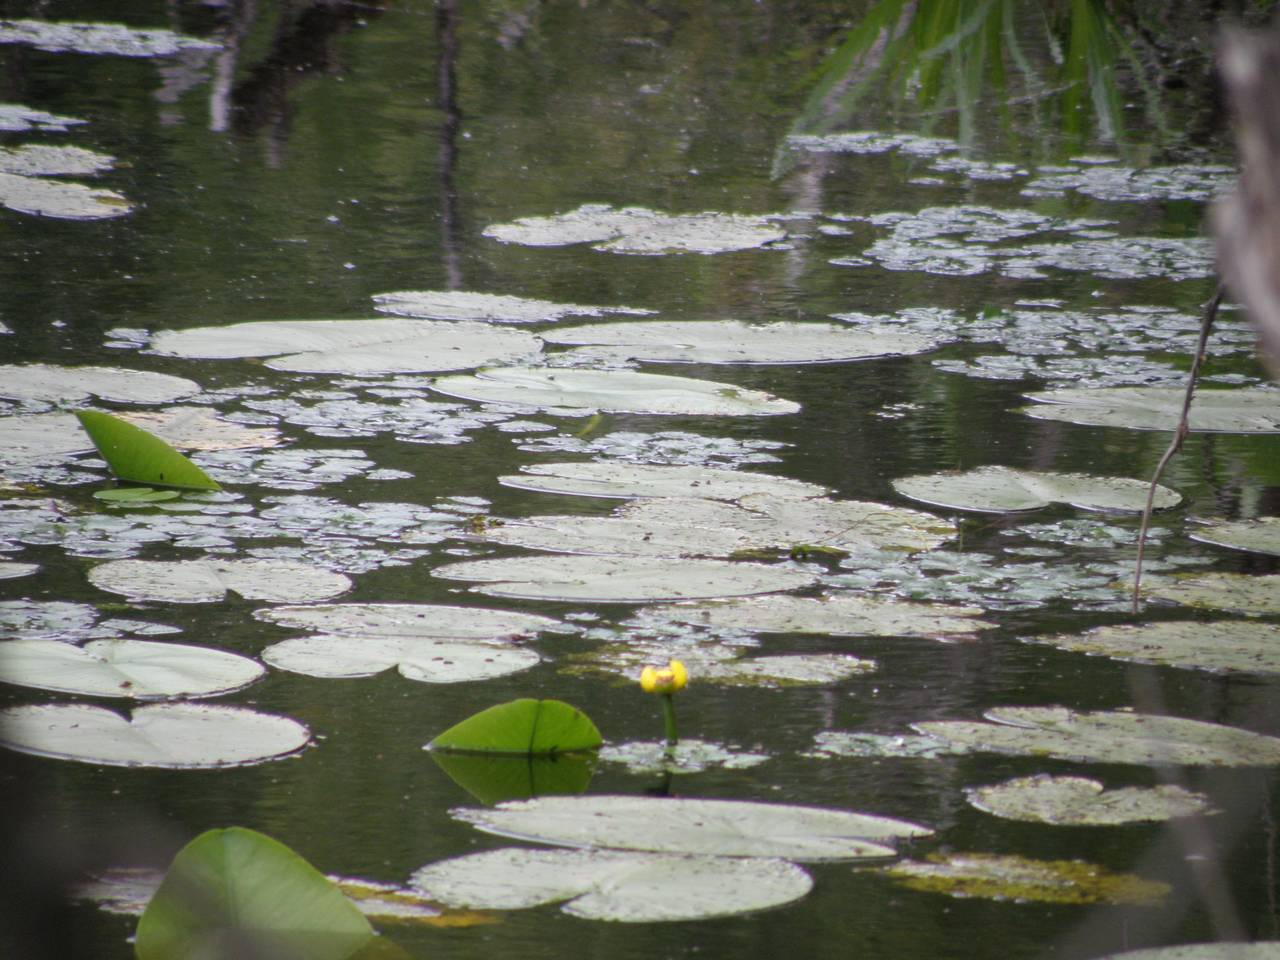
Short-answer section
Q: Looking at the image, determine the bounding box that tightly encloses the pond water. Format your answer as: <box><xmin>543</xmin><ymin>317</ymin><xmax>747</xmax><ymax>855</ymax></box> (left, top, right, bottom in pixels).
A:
<box><xmin>1</xmin><ymin>1</ymin><xmax>1279</xmax><ymax>958</ymax></box>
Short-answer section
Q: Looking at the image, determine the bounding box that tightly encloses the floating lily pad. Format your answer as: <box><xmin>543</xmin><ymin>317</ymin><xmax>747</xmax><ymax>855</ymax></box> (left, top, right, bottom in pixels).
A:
<box><xmin>483</xmin><ymin>203</ymin><xmax>786</xmax><ymax>255</ymax></box>
<box><xmin>432</xmin><ymin>554</ymin><xmax>816</xmax><ymax>602</ymax></box>
<box><xmin>0</xmin><ymin>104</ymin><xmax>86</xmax><ymax>132</ymax></box>
<box><xmin>647</xmin><ymin>593</ymin><xmax>992</xmax><ymax>637</ymax></box>
<box><xmin>428</xmin><ymin>367</ymin><xmax>799</xmax><ymax>416</ymax></box>
<box><xmin>149</xmin><ymin>318</ymin><xmax>540</xmax><ymax>375</ymax></box>
<box><xmin>0</xmin><ymin>170</ymin><xmax>132</xmax><ymax>220</ymax></box>
<box><xmin>410</xmin><ymin>847</ymin><xmax>812</xmax><ymax>922</ymax></box>
<box><xmin>1139</xmin><ymin>573</ymin><xmax>1280</xmax><ymax>615</ymax></box>
<box><xmin>966</xmin><ymin>775</ymin><xmax>1214</xmax><ymax>825</ymax></box>
<box><xmin>1188</xmin><ymin>517</ymin><xmax>1280</xmax><ymax>557</ymax></box>
<box><xmin>429</xmin><ymin>699</ymin><xmax>601</xmax><ymax>755</ymax></box>
<box><xmin>542</xmin><ymin>320</ymin><xmax>939</xmax><ymax>365</ymax></box>
<box><xmin>892</xmin><ymin>466</ymin><xmax>1180</xmax><ymax>514</ymax></box>
<box><xmin>0</xmin><ymin>144</ymin><xmax>115</xmax><ymax>177</ymax></box>
<box><xmin>0</xmin><ymin>702</ymin><xmax>309</xmax><ymax>768</ymax></box>
<box><xmin>1022</xmin><ymin>164</ymin><xmax>1235</xmax><ymax>203</ymax></box>
<box><xmin>1021</xmin><ymin>387</ymin><xmax>1280</xmax><ymax>434</ymax></box>
<box><xmin>0</xmin><ymin>561</ymin><xmax>38</xmax><ymax>580</ymax></box>
<box><xmin>453</xmin><ymin>794</ymin><xmax>931</xmax><ymax>860</ymax></box>
<box><xmin>884</xmin><ymin>852</ymin><xmax>1168</xmax><ymax>905</ymax></box>
<box><xmin>1033</xmin><ymin>621</ymin><xmax>1280</xmax><ymax>674</ymax></box>
<box><xmin>89</xmin><ymin>558</ymin><xmax>351</xmax><ymax>604</ymax></box>
<box><xmin>0</xmin><ymin>638</ymin><xmax>264</xmax><ymax>698</ymax></box>
<box><xmin>463</xmin><ymin>512</ymin><xmax>762</xmax><ymax>558</ymax></box>
<box><xmin>0</xmin><ymin>365</ymin><xmax>198</xmax><ymax>406</ymax></box>
<box><xmin>0</xmin><ymin>412</ymin><xmax>98</xmax><ymax>464</ymax></box>
<box><xmin>807</xmin><ymin>731</ymin><xmax>970</xmax><ymax>759</ymax></box>
<box><xmin>255</xmin><ymin>602</ymin><xmax>561</xmax><ymax>639</ymax></box>
<box><xmin>92</xmin><ymin>487</ymin><xmax>183</xmax><ymax>503</ymax></box>
<box><xmin>0</xmin><ymin>19</ymin><xmax>220</xmax><ymax>57</ymax></box>
<box><xmin>915</xmin><ymin>706</ymin><xmax>1280</xmax><ymax>766</ymax></box>
<box><xmin>114</xmin><ymin>408</ymin><xmax>280</xmax><ymax>450</ymax></box>
<box><xmin>263</xmin><ymin>635</ymin><xmax>538</xmax><ymax>683</ymax></box>
<box><xmin>599</xmin><ymin>738</ymin><xmax>769</xmax><ymax>774</ymax></box>
<box><xmin>498</xmin><ymin>461</ymin><xmax>827</xmax><ymax>501</ymax></box>
<box><xmin>697</xmin><ymin>653</ymin><xmax>877</xmax><ymax>686</ymax></box>
<box><xmin>371</xmin><ymin>290</ymin><xmax>652</xmax><ymax>324</ymax></box>
<box><xmin>1095</xmin><ymin>944</ymin><xmax>1280</xmax><ymax>959</ymax></box>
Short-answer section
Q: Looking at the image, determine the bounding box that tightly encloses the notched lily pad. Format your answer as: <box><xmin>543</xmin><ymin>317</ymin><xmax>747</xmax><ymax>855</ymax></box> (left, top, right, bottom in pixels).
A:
<box><xmin>262</xmin><ymin>635</ymin><xmax>539</xmax><ymax>683</ymax></box>
<box><xmin>892</xmin><ymin>466</ymin><xmax>1180</xmax><ymax>514</ymax></box>
<box><xmin>1033</xmin><ymin>620</ymin><xmax>1280</xmax><ymax>674</ymax></box>
<box><xmin>1021</xmin><ymin>387</ymin><xmax>1280</xmax><ymax>434</ymax></box>
<box><xmin>89</xmin><ymin>558</ymin><xmax>351</xmax><ymax>604</ymax></box>
<box><xmin>372</xmin><ymin>290</ymin><xmax>652</xmax><ymax>324</ymax></box>
<box><xmin>1188</xmin><ymin>517</ymin><xmax>1280</xmax><ymax>557</ymax></box>
<box><xmin>966</xmin><ymin>774</ymin><xmax>1214</xmax><ymax>825</ymax></box>
<box><xmin>428</xmin><ymin>367</ymin><xmax>799</xmax><ymax>416</ymax></box>
<box><xmin>498</xmin><ymin>461</ymin><xmax>827</xmax><ymax>501</ymax></box>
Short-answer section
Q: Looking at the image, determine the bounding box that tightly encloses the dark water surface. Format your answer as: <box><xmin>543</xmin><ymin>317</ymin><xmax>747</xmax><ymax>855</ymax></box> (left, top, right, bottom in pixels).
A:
<box><xmin>1</xmin><ymin>2</ymin><xmax>1278</xmax><ymax>958</ymax></box>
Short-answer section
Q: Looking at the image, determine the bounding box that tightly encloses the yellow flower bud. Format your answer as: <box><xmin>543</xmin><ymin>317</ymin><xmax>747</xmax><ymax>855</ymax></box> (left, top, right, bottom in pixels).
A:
<box><xmin>639</xmin><ymin>659</ymin><xmax>688</xmax><ymax>694</ymax></box>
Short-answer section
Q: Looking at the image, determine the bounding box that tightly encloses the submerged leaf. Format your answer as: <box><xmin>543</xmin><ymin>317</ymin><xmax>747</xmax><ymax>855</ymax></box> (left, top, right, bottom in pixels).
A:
<box><xmin>892</xmin><ymin>465</ymin><xmax>1180</xmax><ymax>514</ymax></box>
<box><xmin>76</xmin><ymin>410</ymin><xmax>221</xmax><ymax>491</ymax></box>
<box><xmin>966</xmin><ymin>775</ymin><xmax>1214</xmax><ymax>825</ymax></box>
<box><xmin>885</xmin><ymin>852</ymin><xmax>1168</xmax><ymax>905</ymax></box>
<box><xmin>429</xmin><ymin>699</ymin><xmax>602</xmax><ymax>755</ymax></box>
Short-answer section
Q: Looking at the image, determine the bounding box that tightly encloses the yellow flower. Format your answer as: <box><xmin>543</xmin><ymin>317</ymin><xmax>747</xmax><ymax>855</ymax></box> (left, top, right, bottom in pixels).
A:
<box><xmin>639</xmin><ymin>659</ymin><xmax>688</xmax><ymax>694</ymax></box>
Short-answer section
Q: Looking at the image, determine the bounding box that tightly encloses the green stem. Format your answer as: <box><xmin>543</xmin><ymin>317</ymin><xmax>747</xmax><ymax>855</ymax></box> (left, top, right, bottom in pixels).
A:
<box><xmin>661</xmin><ymin>693</ymin><xmax>679</xmax><ymax>750</ymax></box>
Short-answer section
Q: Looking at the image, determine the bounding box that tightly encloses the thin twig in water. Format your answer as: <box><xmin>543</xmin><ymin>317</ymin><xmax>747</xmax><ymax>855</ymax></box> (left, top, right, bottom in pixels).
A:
<box><xmin>1131</xmin><ymin>283</ymin><xmax>1224</xmax><ymax>614</ymax></box>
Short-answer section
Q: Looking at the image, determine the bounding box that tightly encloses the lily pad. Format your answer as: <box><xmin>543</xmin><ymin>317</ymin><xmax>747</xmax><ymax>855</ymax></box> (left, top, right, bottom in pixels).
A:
<box><xmin>263</xmin><ymin>635</ymin><xmax>539</xmax><ymax>683</ymax></box>
<box><xmin>542</xmin><ymin>320</ymin><xmax>939</xmax><ymax>365</ymax></box>
<box><xmin>915</xmin><ymin>706</ymin><xmax>1280</xmax><ymax>766</ymax></box>
<box><xmin>371</xmin><ymin>290</ymin><xmax>652</xmax><ymax>324</ymax></box>
<box><xmin>428</xmin><ymin>367</ymin><xmax>799</xmax><ymax>416</ymax></box>
<box><xmin>892</xmin><ymin>466</ymin><xmax>1180</xmax><ymax>514</ymax></box>
<box><xmin>807</xmin><ymin>731</ymin><xmax>970</xmax><ymax>760</ymax></box>
<box><xmin>254</xmin><ymin>602</ymin><xmax>561</xmax><ymax>639</ymax></box>
<box><xmin>89</xmin><ymin>558</ymin><xmax>351</xmax><ymax>604</ymax></box>
<box><xmin>1188</xmin><ymin>517</ymin><xmax>1280</xmax><ymax>557</ymax></box>
<box><xmin>431</xmin><ymin>554</ymin><xmax>817</xmax><ymax>602</ymax></box>
<box><xmin>0</xmin><ymin>638</ymin><xmax>264</xmax><ymax>699</ymax></box>
<box><xmin>483</xmin><ymin>203</ymin><xmax>786</xmax><ymax>255</ymax></box>
<box><xmin>966</xmin><ymin>775</ymin><xmax>1214</xmax><ymax>825</ymax></box>
<box><xmin>0</xmin><ymin>144</ymin><xmax>115</xmax><ymax>177</ymax></box>
<box><xmin>1138</xmin><ymin>572</ymin><xmax>1280</xmax><ymax>615</ymax></box>
<box><xmin>0</xmin><ymin>170</ymin><xmax>132</xmax><ymax>220</ymax></box>
<box><xmin>884</xmin><ymin>852</ymin><xmax>1168</xmax><ymax>905</ymax></box>
<box><xmin>498</xmin><ymin>461</ymin><xmax>827</xmax><ymax>501</ymax></box>
<box><xmin>1033</xmin><ymin>620</ymin><xmax>1280</xmax><ymax>674</ymax></box>
<box><xmin>697</xmin><ymin>653</ymin><xmax>877</xmax><ymax>686</ymax></box>
<box><xmin>0</xmin><ymin>364</ymin><xmax>198</xmax><ymax>406</ymax></box>
<box><xmin>114</xmin><ymin>407</ymin><xmax>281</xmax><ymax>450</ymax></box>
<box><xmin>92</xmin><ymin>487</ymin><xmax>183</xmax><ymax>504</ymax></box>
<box><xmin>0</xmin><ymin>702</ymin><xmax>309</xmax><ymax>768</ymax></box>
<box><xmin>0</xmin><ymin>104</ymin><xmax>86</xmax><ymax>132</ymax></box>
<box><xmin>76</xmin><ymin>410</ymin><xmax>221</xmax><ymax>491</ymax></box>
<box><xmin>410</xmin><ymin>847</ymin><xmax>812</xmax><ymax>922</ymax></box>
<box><xmin>453</xmin><ymin>794</ymin><xmax>931</xmax><ymax>861</ymax></box>
<box><xmin>429</xmin><ymin>699</ymin><xmax>601</xmax><ymax>755</ymax></box>
<box><xmin>599</xmin><ymin>738</ymin><xmax>769</xmax><ymax>774</ymax></box>
<box><xmin>430</xmin><ymin>751</ymin><xmax>596</xmax><ymax>804</ymax></box>
<box><xmin>149</xmin><ymin>318</ymin><xmax>540</xmax><ymax>375</ymax></box>
<box><xmin>1096</xmin><ymin>944</ymin><xmax>1280</xmax><ymax>959</ymax></box>
<box><xmin>0</xmin><ymin>562</ymin><xmax>38</xmax><ymax>579</ymax></box>
<box><xmin>0</xmin><ymin>20</ymin><xmax>220</xmax><ymax>57</ymax></box>
<box><xmin>461</xmin><ymin>512</ymin><xmax>763</xmax><ymax>558</ymax></box>
<box><xmin>1021</xmin><ymin>387</ymin><xmax>1280</xmax><ymax>434</ymax></box>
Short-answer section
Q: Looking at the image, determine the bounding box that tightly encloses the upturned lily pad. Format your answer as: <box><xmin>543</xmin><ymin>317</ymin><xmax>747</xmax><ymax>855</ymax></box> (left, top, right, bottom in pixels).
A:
<box><xmin>483</xmin><ymin>204</ymin><xmax>786</xmax><ymax>255</ymax></box>
<box><xmin>371</xmin><ymin>290</ymin><xmax>652</xmax><ymax>324</ymax></box>
<box><xmin>0</xmin><ymin>702</ymin><xmax>309</xmax><ymax>768</ymax></box>
<box><xmin>966</xmin><ymin>775</ymin><xmax>1214</xmax><ymax>825</ymax></box>
<box><xmin>0</xmin><ymin>364</ymin><xmax>199</xmax><ymax>405</ymax></box>
<box><xmin>0</xmin><ymin>638</ymin><xmax>264</xmax><ymax>698</ymax></box>
<box><xmin>1033</xmin><ymin>620</ymin><xmax>1280</xmax><ymax>674</ymax></box>
<box><xmin>647</xmin><ymin>593</ymin><xmax>992</xmax><ymax>637</ymax></box>
<box><xmin>76</xmin><ymin>410</ymin><xmax>222</xmax><ymax>491</ymax></box>
<box><xmin>1139</xmin><ymin>573</ymin><xmax>1280</xmax><ymax>615</ymax></box>
<box><xmin>263</xmin><ymin>635</ymin><xmax>539</xmax><ymax>683</ymax></box>
<box><xmin>254</xmin><ymin>602</ymin><xmax>561</xmax><ymax>639</ymax></box>
<box><xmin>892</xmin><ymin>466</ymin><xmax>1180</xmax><ymax>514</ymax></box>
<box><xmin>498</xmin><ymin>461</ymin><xmax>827</xmax><ymax>501</ymax></box>
<box><xmin>430</xmin><ymin>751</ymin><xmax>596</xmax><ymax>804</ymax></box>
<box><xmin>0</xmin><ymin>170</ymin><xmax>132</xmax><ymax>220</ymax></box>
<box><xmin>429</xmin><ymin>699</ymin><xmax>601</xmax><ymax>755</ymax></box>
<box><xmin>432</xmin><ymin>554</ymin><xmax>816</xmax><ymax>602</ymax></box>
<box><xmin>915</xmin><ymin>706</ymin><xmax>1280</xmax><ymax>766</ymax></box>
<box><xmin>89</xmin><ymin>558</ymin><xmax>351</xmax><ymax>604</ymax></box>
<box><xmin>884</xmin><ymin>852</ymin><xmax>1168</xmax><ymax>905</ymax></box>
<box><xmin>0</xmin><ymin>19</ymin><xmax>220</xmax><ymax>56</ymax></box>
<box><xmin>1021</xmin><ymin>387</ymin><xmax>1280</xmax><ymax>433</ymax></box>
<box><xmin>428</xmin><ymin>367</ymin><xmax>799</xmax><ymax>416</ymax></box>
<box><xmin>453</xmin><ymin>794</ymin><xmax>931</xmax><ymax>860</ymax></box>
<box><xmin>1188</xmin><ymin>517</ymin><xmax>1280</xmax><ymax>557</ymax></box>
<box><xmin>542</xmin><ymin>320</ymin><xmax>939</xmax><ymax>365</ymax></box>
<box><xmin>410</xmin><ymin>847</ymin><xmax>812</xmax><ymax>922</ymax></box>
<box><xmin>149</xmin><ymin>318</ymin><xmax>540</xmax><ymax>375</ymax></box>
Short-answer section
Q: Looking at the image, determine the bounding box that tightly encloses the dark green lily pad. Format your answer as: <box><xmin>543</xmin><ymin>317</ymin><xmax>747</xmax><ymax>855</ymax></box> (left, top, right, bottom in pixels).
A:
<box><xmin>429</xmin><ymin>699</ymin><xmax>602</xmax><ymax>755</ymax></box>
<box><xmin>430</xmin><ymin>751</ymin><xmax>596</xmax><ymax>804</ymax></box>
<box><xmin>76</xmin><ymin>410</ymin><xmax>221</xmax><ymax>491</ymax></box>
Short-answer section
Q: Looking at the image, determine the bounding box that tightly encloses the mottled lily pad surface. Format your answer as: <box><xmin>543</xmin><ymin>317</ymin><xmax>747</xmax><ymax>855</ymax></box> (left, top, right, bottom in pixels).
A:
<box><xmin>483</xmin><ymin>203</ymin><xmax>787</xmax><ymax>255</ymax></box>
<box><xmin>542</xmin><ymin>320</ymin><xmax>941</xmax><ymax>365</ymax></box>
<box><xmin>410</xmin><ymin>847</ymin><xmax>813</xmax><ymax>922</ymax></box>
<box><xmin>1032</xmin><ymin>620</ymin><xmax>1280</xmax><ymax>674</ymax></box>
<box><xmin>1021</xmin><ymin>387</ymin><xmax>1280</xmax><ymax>433</ymax></box>
<box><xmin>0</xmin><ymin>170</ymin><xmax>132</xmax><ymax>220</ymax></box>
<box><xmin>1096</xmin><ymin>944</ymin><xmax>1280</xmax><ymax>960</ymax></box>
<box><xmin>0</xmin><ymin>19</ymin><xmax>220</xmax><ymax>56</ymax></box>
<box><xmin>599</xmin><ymin>738</ymin><xmax>770</xmax><ymax>774</ymax></box>
<box><xmin>966</xmin><ymin>775</ymin><xmax>1214</xmax><ymax>825</ymax></box>
<box><xmin>0</xmin><ymin>103</ymin><xmax>86</xmax><ymax>132</ymax></box>
<box><xmin>885</xmin><ymin>852</ymin><xmax>1168</xmax><ymax>905</ymax></box>
<box><xmin>89</xmin><ymin>558</ymin><xmax>351</xmax><ymax>604</ymax></box>
<box><xmin>892</xmin><ymin>466</ymin><xmax>1180</xmax><ymax>514</ymax></box>
<box><xmin>498</xmin><ymin>461</ymin><xmax>827</xmax><ymax>501</ymax></box>
<box><xmin>114</xmin><ymin>408</ymin><xmax>281</xmax><ymax>451</ymax></box>
<box><xmin>1188</xmin><ymin>517</ymin><xmax>1280</xmax><ymax>557</ymax></box>
<box><xmin>429</xmin><ymin>367</ymin><xmax>799</xmax><ymax>416</ymax></box>
<box><xmin>1139</xmin><ymin>573</ymin><xmax>1280</xmax><ymax>615</ymax></box>
<box><xmin>372</xmin><ymin>289</ymin><xmax>653</xmax><ymax>323</ymax></box>
<box><xmin>255</xmin><ymin>602</ymin><xmax>561</xmax><ymax>639</ymax></box>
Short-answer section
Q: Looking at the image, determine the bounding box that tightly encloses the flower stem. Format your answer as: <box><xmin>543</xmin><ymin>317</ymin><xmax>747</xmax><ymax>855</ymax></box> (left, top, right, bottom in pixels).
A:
<box><xmin>661</xmin><ymin>693</ymin><xmax>679</xmax><ymax>751</ymax></box>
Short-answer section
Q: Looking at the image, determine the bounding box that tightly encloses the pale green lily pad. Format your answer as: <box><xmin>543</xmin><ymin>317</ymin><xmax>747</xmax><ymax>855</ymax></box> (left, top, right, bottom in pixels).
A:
<box><xmin>1034</xmin><ymin>620</ymin><xmax>1280</xmax><ymax>674</ymax></box>
<box><xmin>0</xmin><ymin>412</ymin><xmax>98</xmax><ymax>464</ymax></box>
<box><xmin>0</xmin><ymin>170</ymin><xmax>132</xmax><ymax>220</ymax></box>
<box><xmin>648</xmin><ymin>593</ymin><xmax>992</xmax><ymax>637</ymax></box>
<box><xmin>1140</xmin><ymin>572</ymin><xmax>1280</xmax><ymax>615</ymax></box>
<box><xmin>483</xmin><ymin>204</ymin><xmax>786</xmax><ymax>255</ymax></box>
<box><xmin>0</xmin><ymin>144</ymin><xmax>115</xmax><ymax>177</ymax></box>
<box><xmin>254</xmin><ymin>603</ymin><xmax>562</xmax><ymax>639</ymax></box>
<box><xmin>262</xmin><ymin>635</ymin><xmax>539</xmax><ymax>683</ymax></box>
<box><xmin>371</xmin><ymin>290</ymin><xmax>652</xmax><ymax>324</ymax></box>
<box><xmin>599</xmin><ymin>738</ymin><xmax>769</xmax><ymax>774</ymax></box>
<box><xmin>0</xmin><ymin>638</ymin><xmax>264</xmax><ymax>698</ymax></box>
<box><xmin>428</xmin><ymin>367</ymin><xmax>799</xmax><ymax>416</ymax></box>
<box><xmin>892</xmin><ymin>466</ymin><xmax>1180</xmax><ymax>514</ymax></box>
<box><xmin>884</xmin><ymin>852</ymin><xmax>1168</xmax><ymax>905</ymax></box>
<box><xmin>1021</xmin><ymin>387</ymin><xmax>1280</xmax><ymax>433</ymax></box>
<box><xmin>542</xmin><ymin>320</ymin><xmax>939</xmax><ymax>365</ymax></box>
<box><xmin>915</xmin><ymin>706</ymin><xmax>1280</xmax><ymax>766</ymax></box>
<box><xmin>89</xmin><ymin>558</ymin><xmax>351</xmax><ymax>604</ymax></box>
<box><xmin>115</xmin><ymin>408</ymin><xmax>281</xmax><ymax>450</ymax></box>
<box><xmin>807</xmin><ymin>731</ymin><xmax>970</xmax><ymax>759</ymax></box>
<box><xmin>410</xmin><ymin>847</ymin><xmax>812</xmax><ymax>922</ymax></box>
<box><xmin>463</xmin><ymin>512</ymin><xmax>760</xmax><ymax>558</ymax></box>
<box><xmin>966</xmin><ymin>775</ymin><xmax>1214</xmax><ymax>825</ymax></box>
<box><xmin>698</xmin><ymin>653</ymin><xmax>877</xmax><ymax>686</ymax></box>
<box><xmin>0</xmin><ymin>104</ymin><xmax>86</xmax><ymax>132</ymax></box>
<box><xmin>1188</xmin><ymin>517</ymin><xmax>1280</xmax><ymax>557</ymax></box>
<box><xmin>0</xmin><ymin>364</ymin><xmax>199</xmax><ymax>406</ymax></box>
<box><xmin>0</xmin><ymin>702</ymin><xmax>309</xmax><ymax>768</ymax></box>
<box><xmin>149</xmin><ymin>318</ymin><xmax>540</xmax><ymax>375</ymax></box>
<box><xmin>1096</xmin><ymin>944</ymin><xmax>1280</xmax><ymax>959</ymax></box>
<box><xmin>93</xmin><ymin>487</ymin><xmax>183</xmax><ymax>504</ymax></box>
<box><xmin>0</xmin><ymin>562</ymin><xmax>38</xmax><ymax>580</ymax></box>
<box><xmin>0</xmin><ymin>19</ymin><xmax>220</xmax><ymax>56</ymax></box>
<box><xmin>432</xmin><ymin>554</ymin><xmax>816</xmax><ymax>602</ymax></box>
<box><xmin>498</xmin><ymin>461</ymin><xmax>827</xmax><ymax>501</ymax></box>
<box><xmin>453</xmin><ymin>794</ymin><xmax>931</xmax><ymax>860</ymax></box>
